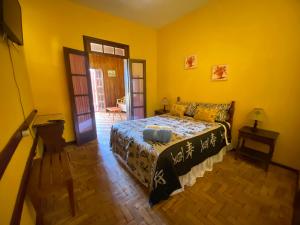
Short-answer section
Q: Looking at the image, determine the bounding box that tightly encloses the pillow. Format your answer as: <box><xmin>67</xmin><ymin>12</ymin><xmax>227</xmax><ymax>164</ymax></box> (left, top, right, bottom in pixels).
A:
<box><xmin>143</xmin><ymin>129</ymin><xmax>172</xmax><ymax>143</ymax></box>
<box><xmin>196</xmin><ymin>102</ymin><xmax>231</xmax><ymax>121</ymax></box>
<box><xmin>170</xmin><ymin>104</ymin><xmax>187</xmax><ymax>118</ymax></box>
<box><xmin>194</xmin><ymin>108</ymin><xmax>218</xmax><ymax>122</ymax></box>
<box><xmin>185</xmin><ymin>102</ymin><xmax>198</xmax><ymax>117</ymax></box>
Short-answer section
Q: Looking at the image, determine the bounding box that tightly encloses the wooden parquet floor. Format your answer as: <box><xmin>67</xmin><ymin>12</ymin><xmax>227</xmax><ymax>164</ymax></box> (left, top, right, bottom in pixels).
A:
<box><xmin>29</xmin><ymin>115</ymin><xmax>297</xmax><ymax>225</ymax></box>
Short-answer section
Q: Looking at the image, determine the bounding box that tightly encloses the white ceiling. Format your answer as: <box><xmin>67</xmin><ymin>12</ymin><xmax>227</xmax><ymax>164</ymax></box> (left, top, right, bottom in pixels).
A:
<box><xmin>71</xmin><ymin>0</ymin><xmax>208</xmax><ymax>28</ymax></box>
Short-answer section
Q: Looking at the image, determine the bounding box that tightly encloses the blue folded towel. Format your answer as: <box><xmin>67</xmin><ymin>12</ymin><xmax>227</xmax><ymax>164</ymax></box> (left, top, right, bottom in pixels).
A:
<box><xmin>143</xmin><ymin>128</ymin><xmax>172</xmax><ymax>143</ymax></box>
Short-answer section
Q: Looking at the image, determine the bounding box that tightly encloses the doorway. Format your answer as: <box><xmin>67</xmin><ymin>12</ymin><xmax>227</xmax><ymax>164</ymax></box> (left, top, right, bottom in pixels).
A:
<box><xmin>89</xmin><ymin>53</ymin><xmax>128</xmax><ymax>141</ymax></box>
<box><xmin>63</xmin><ymin>37</ymin><xmax>146</xmax><ymax>145</ymax></box>
<box><xmin>83</xmin><ymin>36</ymin><xmax>132</xmax><ymax>144</ymax></box>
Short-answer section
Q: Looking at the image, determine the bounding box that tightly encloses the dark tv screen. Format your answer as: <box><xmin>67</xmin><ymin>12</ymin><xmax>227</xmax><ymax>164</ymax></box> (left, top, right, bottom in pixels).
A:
<box><xmin>1</xmin><ymin>0</ymin><xmax>23</xmax><ymax>45</ymax></box>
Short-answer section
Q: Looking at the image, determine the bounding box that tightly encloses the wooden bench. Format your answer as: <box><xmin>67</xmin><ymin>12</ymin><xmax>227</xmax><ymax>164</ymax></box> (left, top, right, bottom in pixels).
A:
<box><xmin>30</xmin><ymin>151</ymin><xmax>75</xmax><ymax>224</ymax></box>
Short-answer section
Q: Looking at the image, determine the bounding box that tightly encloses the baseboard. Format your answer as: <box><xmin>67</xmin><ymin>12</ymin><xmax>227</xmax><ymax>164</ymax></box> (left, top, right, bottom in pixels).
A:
<box><xmin>270</xmin><ymin>161</ymin><xmax>299</xmax><ymax>174</ymax></box>
<box><xmin>271</xmin><ymin>162</ymin><xmax>300</xmax><ymax>191</ymax></box>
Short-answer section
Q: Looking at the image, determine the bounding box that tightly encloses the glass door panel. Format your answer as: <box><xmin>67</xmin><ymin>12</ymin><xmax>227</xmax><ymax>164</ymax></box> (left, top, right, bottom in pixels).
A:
<box><xmin>72</xmin><ymin>76</ymin><xmax>88</xmax><ymax>95</ymax></box>
<box><xmin>133</xmin><ymin>108</ymin><xmax>145</xmax><ymax>120</ymax></box>
<box><xmin>132</xmin><ymin>94</ymin><xmax>144</xmax><ymax>107</ymax></box>
<box><xmin>132</xmin><ymin>62</ymin><xmax>144</xmax><ymax>78</ymax></box>
<box><xmin>132</xmin><ymin>79</ymin><xmax>144</xmax><ymax>92</ymax></box>
<box><xmin>78</xmin><ymin>114</ymin><xmax>93</xmax><ymax>133</ymax></box>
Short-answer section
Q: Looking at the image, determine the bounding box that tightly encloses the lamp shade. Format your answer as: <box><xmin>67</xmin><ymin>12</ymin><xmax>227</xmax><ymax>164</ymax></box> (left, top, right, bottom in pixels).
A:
<box><xmin>249</xmin><ymin>108</ymin><xmax>265</xmax><ymax>122</ymax></box>
<box><xmin>161</xmin><ymin>97</ymin><xmax>169</xmax><ymax>105</ymax></box>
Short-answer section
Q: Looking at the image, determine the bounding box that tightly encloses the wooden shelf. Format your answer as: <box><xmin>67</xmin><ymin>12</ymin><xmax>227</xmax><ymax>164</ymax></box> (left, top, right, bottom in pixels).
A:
<box><xmin>239</xmin><ymin>147</ymin><xmax>270</xmax><ymax>162</ymax></box>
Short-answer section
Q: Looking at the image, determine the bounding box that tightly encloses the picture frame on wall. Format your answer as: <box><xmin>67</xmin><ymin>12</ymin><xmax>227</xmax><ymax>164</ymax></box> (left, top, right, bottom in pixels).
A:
<box><xmin>184</xmin><ymin>55</ymin><xmax>198</xmax><ymax>69</ymax></box>
<box><xmin>212</xmin><ymin>65</ymin><xmax>228</xmax><ymax>80</ymax></box>
<box><xmin>108</xmin><ymin>69</ymin><xmax>116</xmax><ymax>77</ymax></box>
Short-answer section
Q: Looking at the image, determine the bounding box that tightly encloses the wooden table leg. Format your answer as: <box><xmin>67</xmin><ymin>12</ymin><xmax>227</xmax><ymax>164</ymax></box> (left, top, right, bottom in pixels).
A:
<box><xmin>235</xmin><ymin>134</ymin><xmax>242</xmax><ymax>160</ymax></box>
<box><xmin>118</xmin><ymin>109</ymin><xmax>122</xmax><ymax>120</ymax></box>
<box><xmin>265</xmin><ymin>142</ymin><xmax>275</xmax><ymax>172</ymax></box>
<box><xmin>67</xmin><ymin>179</ymin><xmax>76</xmax><ymax>216</ymax></box>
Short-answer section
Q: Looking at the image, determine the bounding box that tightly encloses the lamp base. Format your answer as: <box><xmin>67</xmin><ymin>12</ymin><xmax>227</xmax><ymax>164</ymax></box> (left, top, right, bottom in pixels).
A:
<box><xmin>163</xmin><ymin>105</ymin><xmax>166</xmax><ymax>112</ymax></box>
<box><xmin>252</xmin><ymin>120</ymin><xmax>258</xmax><ymax>132</ymax></box>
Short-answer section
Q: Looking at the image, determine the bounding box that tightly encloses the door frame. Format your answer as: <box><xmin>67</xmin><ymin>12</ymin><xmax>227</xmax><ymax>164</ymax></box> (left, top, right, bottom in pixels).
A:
<box><xmin>83</xmin><ymin>36</ymin><xmax>131</xmax><ymax>116</ymax></box>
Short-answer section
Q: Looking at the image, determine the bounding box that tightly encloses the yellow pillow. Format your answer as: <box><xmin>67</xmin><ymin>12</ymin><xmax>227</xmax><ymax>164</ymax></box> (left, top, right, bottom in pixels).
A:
<box><xmin>170</xmin><ymin>104</ymin><xmax>187</xmax><ymax>118</ymax></box>
<box><xmin>194</xmin><ymin>108</ymin><xmax>218</xmax><ymax>122</ymax></box>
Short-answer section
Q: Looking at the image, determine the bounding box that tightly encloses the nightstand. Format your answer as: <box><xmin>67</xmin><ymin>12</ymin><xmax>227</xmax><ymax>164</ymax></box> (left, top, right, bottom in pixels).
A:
<box><xmin>154</xmin><ymin>109</ymin><xmax>169</xmax><ymax>115</ymax></box>
<box><xmin>235</xmin><ymin>126</ymin><xmax>279</xmax><ymax>171</ymax></box>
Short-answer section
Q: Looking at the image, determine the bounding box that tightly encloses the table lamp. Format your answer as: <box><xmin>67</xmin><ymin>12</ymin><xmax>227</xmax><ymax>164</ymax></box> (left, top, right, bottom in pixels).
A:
<box><xmin>250</xmin><ymin>108</ymin><xmax>265</xmax><ymax>132</ymax></box>
<box><xmin>161</xmin><ymin>97</ymin><xmax>169</xmax><ymax>112</ymax></box>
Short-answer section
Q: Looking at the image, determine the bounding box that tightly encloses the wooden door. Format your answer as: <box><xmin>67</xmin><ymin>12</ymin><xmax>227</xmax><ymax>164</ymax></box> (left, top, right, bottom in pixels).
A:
<box><xmin>129</xmin><ymin>59</ymin><xmax>146</xmax><ymax>119</ymax></box>
<box><xmin>63</xmin><ymin>47</ymin><xmax>97</xmax><ymax>145</ymax></box>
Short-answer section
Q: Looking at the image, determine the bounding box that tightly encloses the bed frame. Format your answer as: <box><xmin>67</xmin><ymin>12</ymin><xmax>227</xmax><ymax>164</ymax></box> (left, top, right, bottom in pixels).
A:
<box><xmin>111</xmin><ymin>101</ymin><xmax>235</xmax><ymax>205</ymax></box>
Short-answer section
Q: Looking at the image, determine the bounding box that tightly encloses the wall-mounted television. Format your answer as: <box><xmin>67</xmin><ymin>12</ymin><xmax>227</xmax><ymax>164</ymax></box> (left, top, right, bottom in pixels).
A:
<box><xmin>0</xmin><ymin>0</ymin><xmax>23</xmax><ymax>45</ymax></box>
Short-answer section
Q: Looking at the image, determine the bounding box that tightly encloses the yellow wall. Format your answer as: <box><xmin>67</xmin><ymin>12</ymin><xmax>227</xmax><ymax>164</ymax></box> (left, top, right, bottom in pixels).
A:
<box><xmin>22</xmin><ymin>0</ymin><xmax>158</xmax><ymax>142</ymax></box>
<box><xmin>0</xmin><ymin>37</ymin><xmax>35</xmax><ymax>224</ymax></box>
<box><xmin>20</xmin><ymin>0</ymin><xmax>300</xmax><ymax>169</ymax></box>
<box><xmin>157</xmin><ymin>0</ymin><xmax>300</xmax><ymax>169</ymax></box>
<box><xmin>2</xmin><ymin>0</ymin><xmax>297</xmax><ymax>223</ymax></box>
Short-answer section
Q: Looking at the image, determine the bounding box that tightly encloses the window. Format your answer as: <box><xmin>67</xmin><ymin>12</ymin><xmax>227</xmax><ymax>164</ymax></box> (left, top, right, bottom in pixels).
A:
<box><xmin>103</xmin><ymin>45</ymin><xmax>115</xmax><ymax>54</ymax></box>
<box><xmin>114</xmin><ymin>47</ymin><xmax>125</xmax><ymax>56</ymax></box>
<box><xmin>90</xmin><ymin>43</ymin><xmax>103</xmax><ymax>53</ymax></box>
<box><xmin>83</xmin><ymin>36</ymin><xmax>129</xmax><ymax>59</ymax></box>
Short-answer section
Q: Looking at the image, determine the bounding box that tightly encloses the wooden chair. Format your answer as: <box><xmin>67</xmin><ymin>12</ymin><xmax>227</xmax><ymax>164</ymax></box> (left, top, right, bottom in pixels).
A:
<box><xmin>31</xmin><ymin>151</ymin><xmax>75</xmax><ymax>224</ymax></box>
<box><xmin>106</xmin><ymin>106</ymin><xmax>122</xmax><ymax>121</ymax></box>
<box><xmin>117</xmin><ymin>96</ymin><xmax>126</xmax><ymax>112</ymax></box>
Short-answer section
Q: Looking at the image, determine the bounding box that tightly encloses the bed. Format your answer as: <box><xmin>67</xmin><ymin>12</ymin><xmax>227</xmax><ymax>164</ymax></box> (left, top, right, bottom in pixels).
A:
<box><xmin>110</xmin><ymin>101</ymin><xmax>235</xmax><ymax>205</ymax></box>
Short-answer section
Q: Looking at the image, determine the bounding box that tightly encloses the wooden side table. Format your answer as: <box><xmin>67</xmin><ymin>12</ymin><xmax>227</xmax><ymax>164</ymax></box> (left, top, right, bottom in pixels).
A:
<box><xmin>154</xmin><ymin>109</ymin><xmax>169</xmax><ymax>115</ymax></box>
<box><xmin>235</xmin><ymin>126</ymin><xmax>279</xmax><ymax>171</ymax></box>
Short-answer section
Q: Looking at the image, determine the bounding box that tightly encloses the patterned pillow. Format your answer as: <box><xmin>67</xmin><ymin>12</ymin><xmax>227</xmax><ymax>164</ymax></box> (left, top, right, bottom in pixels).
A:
<box><xmin>185</xmin><ymin>102</ymin><xmax>198</xmax><ymax>117</ymax></box>
<box><xmin>194</xmin><ymin>108</ymin><xmax>218</xmax><ymax>122</ymax></box>
<box><xmin>170</xmin><ymin>104</ymin><xmax>187</xmax><ymax>118</ymax></box>
<box><xmin>196</xmin><ymin>102</ymin><xmax>231</xmax><ymax>121</ymax></box>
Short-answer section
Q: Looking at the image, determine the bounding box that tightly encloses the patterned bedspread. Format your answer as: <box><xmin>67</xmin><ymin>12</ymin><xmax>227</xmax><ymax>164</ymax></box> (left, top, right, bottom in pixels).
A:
<box><xmin>110</xmin><ymin>114</ymin><xmax>230</xmax><ymax>205</ymax></box>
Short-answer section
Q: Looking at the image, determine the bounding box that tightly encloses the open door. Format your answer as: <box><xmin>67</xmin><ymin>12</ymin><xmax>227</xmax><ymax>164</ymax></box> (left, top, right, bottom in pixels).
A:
<box><xmin>129</xmin><ymin>59</ymin><xmax>146</xmax><ymax>119</ymax></box>
<box><xmin>63</xmin><ymin>47</ymin><xmax>97</xmax><ymax>145</ymax></box>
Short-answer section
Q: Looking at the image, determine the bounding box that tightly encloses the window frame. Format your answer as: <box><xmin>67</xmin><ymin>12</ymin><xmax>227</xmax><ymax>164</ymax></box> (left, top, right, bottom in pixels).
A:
<box><xmin>83</xmin><ymin>35</ymin><xmax>130</xmax><ymax>59</ymax></box>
